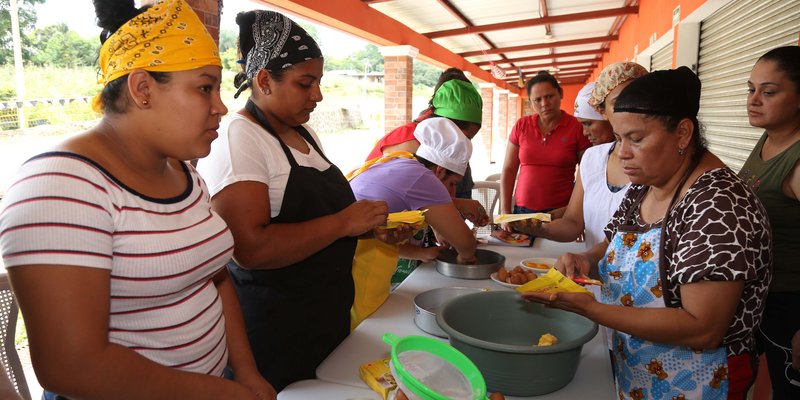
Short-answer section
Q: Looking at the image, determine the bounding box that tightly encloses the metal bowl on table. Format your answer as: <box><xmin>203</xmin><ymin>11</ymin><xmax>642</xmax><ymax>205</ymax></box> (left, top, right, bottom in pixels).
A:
<box><xmin>435</xmin><ymin>248</ymin><xmax>505</xmax><ymax>279</ymax></box>
<box><xmin>413</xmin><ymin>287</ymin><xmax>488</xmax><ymax>338</ymax></box>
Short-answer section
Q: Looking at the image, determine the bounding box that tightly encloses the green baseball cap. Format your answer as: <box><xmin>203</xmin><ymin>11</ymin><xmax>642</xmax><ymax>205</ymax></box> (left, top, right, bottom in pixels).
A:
<box><xmin>432</xmin><ymin>80</ymin><xmax>483</xmax><ymax>124</ymax></box>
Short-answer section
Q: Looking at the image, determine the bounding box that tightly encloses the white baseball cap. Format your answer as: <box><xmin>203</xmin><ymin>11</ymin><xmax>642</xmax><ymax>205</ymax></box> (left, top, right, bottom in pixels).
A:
<box><xmin>414</xmin><ymin>117</ymin><xmax>473</xmax><ymax>176</ymax></box>
<box><xmin>574</xmin><ymin>82</ymin><xmax>604</xmax><ymax>120</ymax></box>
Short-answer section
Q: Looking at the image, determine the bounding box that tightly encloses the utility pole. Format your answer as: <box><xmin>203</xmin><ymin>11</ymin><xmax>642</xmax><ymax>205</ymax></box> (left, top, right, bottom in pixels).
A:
<box><xmin>10</xmin><ymin>0</ymin><xmax>27</xmax><ymax>129</ymax></box>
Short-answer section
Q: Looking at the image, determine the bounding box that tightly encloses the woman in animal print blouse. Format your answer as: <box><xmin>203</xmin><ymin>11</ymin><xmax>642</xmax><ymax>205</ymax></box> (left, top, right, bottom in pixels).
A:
<box><xmin>521</xmin><ymin>67</ymin><xmax>772</xmax><ymax>400</ymax></box>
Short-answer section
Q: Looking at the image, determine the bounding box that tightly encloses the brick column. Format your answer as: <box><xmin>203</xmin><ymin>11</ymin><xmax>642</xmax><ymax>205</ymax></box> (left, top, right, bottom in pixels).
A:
<box><xmin>478</xmin><ymin>83</ymin><xmax>495</xmax><ymax>162</ymax></box>
<box><xmin>185</xmin><ymin>0</ymin><xmax>221</xmax><ymax>43</ymax></box>
<box><xmin>379</xmin><ymin>45</ymin><xmax>418</xmax><ymax>134</ymax></box>
<box><xmin>497</xmin><ymin>89</ymin><xmax>509</xmax><ymax>142</ymax></box>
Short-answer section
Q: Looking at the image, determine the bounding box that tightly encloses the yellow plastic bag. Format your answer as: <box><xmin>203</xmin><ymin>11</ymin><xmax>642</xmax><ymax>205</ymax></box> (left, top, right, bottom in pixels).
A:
<box><xmin>351</xmin><ymin>238</ymin><xmax>401</xmax><ymax>331</ymax></box>
<box><xmin>495</xmin><ymin>213</ymin><xmax>552</xmax><ymax>224</ymax></box>
<box><xmin>515</xmin><ymin>268</ymin><xmax>594</xmax><ymax>297</ymax></box>
<box><xmin>383</xmin><ymin>209</ymin><xmax>427</xmax><ymax>229</ymax></box>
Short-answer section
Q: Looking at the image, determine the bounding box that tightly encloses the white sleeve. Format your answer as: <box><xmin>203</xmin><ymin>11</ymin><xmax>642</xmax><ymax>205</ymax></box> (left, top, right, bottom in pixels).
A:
<box><xmin>198</xmin><ymin>117</ymin><xmax>279</xmax><ymax>198</ymax></box>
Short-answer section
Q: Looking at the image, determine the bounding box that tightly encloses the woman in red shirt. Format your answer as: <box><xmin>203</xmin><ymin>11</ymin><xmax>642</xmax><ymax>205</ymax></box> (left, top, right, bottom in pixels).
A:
<box><xmin>501</xmin><ymin>71</ymin><xmax>591</xmax><ymax>219</ymax></box>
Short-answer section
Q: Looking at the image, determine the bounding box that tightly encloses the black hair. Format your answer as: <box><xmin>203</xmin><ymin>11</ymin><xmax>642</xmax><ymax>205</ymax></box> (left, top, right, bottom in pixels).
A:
<box><xmin>232</xmin><ymin>11</ymin><xmax>291</xmax><ymax>99</ymax></box>
<box><xmin>431</xmin><ymin>113</ymin><xmax>481</xmax><ymax>132</ymax></box>
<box><xmin>415</xmin><ymin>155</ymin><xmax>459</xmax><ymax>177</ymax></box>
<box><xmin>646</xmin><ymin>115</ymin><xmax>708</xmax><ymax>163</ymax></box>
<box><xmin>757</xmin><ymin>46</ymin><xmax>800</xmax><ymax>94</ymax></box>
<box><xmin>93</xmin><ymin>0</ymin><xmax>169</xmax><ymax>114</ymax></box>
<box><xmin>526</xmin><ymin>70</ymin><xmax>563</xmax><ymax>97</ymax></box>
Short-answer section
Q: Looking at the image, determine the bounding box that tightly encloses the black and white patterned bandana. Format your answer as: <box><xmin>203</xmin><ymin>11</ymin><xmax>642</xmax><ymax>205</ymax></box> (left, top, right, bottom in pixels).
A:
<box><xmin>244</xmin><ymin>11</ymin><xmax>322</xmax><ymax>79</ymax></box>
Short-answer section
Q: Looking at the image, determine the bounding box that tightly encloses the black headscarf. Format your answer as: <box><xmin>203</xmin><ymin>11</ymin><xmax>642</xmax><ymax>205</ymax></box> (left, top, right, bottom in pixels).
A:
<box><xmin>614</xmin><ymin>66</ymin><xmax>701</xmax><ymax>118</ymax></box>
<box><xmin>244</xmin><ymin>10</ymin><xmax>322</xmax><ymax>79</ymax></box>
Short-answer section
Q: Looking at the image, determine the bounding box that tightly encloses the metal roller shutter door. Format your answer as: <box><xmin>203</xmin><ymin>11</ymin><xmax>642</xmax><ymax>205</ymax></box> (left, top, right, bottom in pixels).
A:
<box><xmin>697</xmin><ymin>0</ymin><xmax>800</xmax><ymax>172</ymax></box>
<box><xmin>650</xmin><ymin>43</ymin><xmax>673</xmax><ymax>71</ymax></box>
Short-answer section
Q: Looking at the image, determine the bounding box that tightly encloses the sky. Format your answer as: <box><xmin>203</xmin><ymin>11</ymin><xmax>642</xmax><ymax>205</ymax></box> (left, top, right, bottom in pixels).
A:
<box><xmin>33</xmin><ymin>0</ymin><xmax>368</xmax><ymax>58</ymax></box>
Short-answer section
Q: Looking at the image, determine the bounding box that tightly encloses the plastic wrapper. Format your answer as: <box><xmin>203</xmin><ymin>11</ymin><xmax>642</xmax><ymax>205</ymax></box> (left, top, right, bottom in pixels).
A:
<box><xmin>494</xmin><ymin>213</ymin><xmax>551</xmax><ymax>224</ymax></box>
<box><xmin>383</xmin><ymin>210</ymin><xmax>428</xmax><ymax>230</ymax></box>
<box><xmin>515</xmin><ymin>268</ymin><xmax>594</xmax><ymax>297</ymax></box>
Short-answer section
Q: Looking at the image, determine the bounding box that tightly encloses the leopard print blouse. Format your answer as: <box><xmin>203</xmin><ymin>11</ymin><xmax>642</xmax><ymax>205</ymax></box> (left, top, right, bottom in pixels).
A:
<box><xmin>604</xmin><ymin>167</ymin><xmax>772</xmax><ymax>356</ymax></box>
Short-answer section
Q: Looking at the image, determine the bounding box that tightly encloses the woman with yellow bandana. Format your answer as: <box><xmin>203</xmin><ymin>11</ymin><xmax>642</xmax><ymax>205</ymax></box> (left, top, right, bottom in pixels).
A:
<box><xmin>0</xmin><ymin>1</ymin><xmax>275</xmax><ymax>399</ymax></box>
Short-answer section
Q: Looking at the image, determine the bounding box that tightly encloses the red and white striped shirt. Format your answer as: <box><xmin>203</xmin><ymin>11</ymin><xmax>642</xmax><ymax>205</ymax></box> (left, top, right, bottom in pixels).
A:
<box><xmin>0</xmin><ymin>152</ymin><xmax>234</xmax><ymax>376</ymax></box>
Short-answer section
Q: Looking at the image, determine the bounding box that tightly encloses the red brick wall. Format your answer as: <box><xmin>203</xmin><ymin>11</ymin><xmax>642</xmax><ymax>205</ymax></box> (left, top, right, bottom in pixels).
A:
<box><xmin>497</xmin><ymin>91</ymin><xmax>508</xmax><ymax>142</ymax></box>
<box><xmin>383</xmin><ymin>56</ymin><xmax>414</xmax><ymax>133</ymax></box>
<box><xmin>186</xmin><ymin>0</ymin><xmax>220</xmax><ymax>43</ymax></box>
<box><xmin>479</xmin><ymin>86</ymin><xmax>494</xmax><ymax>162</ymax></box>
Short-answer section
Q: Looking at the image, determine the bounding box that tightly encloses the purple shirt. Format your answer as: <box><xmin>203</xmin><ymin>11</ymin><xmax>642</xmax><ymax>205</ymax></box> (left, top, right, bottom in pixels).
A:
<box><xmin>349</xmin><ymin>158</ymin><xmax>452</xmax><ymax>212</ymax></box>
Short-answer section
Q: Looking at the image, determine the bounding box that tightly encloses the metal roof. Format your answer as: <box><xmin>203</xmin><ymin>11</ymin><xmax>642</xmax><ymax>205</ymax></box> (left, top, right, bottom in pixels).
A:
<box><xmin>362</xmin><ymin>0</ymin><xmax>638</xmax><ymax>86</ymax></box>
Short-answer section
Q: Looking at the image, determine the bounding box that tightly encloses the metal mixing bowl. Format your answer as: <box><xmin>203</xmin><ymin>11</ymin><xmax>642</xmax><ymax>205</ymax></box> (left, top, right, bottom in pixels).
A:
<box><xmin>435</xmin><ymin>248</ymin><xmax>505</xmax><ymax>279</ymax></box>
<box><xmin>437</xmin><ymin>290</ymin><xmax>598</xmax><ymax>396</ymax></box>
<box><xmin>413</xmin><ymin>287</ymin><xmax>488</xmax><ymax>338</ymax></box>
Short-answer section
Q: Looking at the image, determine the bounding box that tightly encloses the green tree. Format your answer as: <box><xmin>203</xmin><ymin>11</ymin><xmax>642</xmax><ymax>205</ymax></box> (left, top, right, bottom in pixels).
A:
<box><xmin>219</xmin><ymin>29</ymin><xmax>236</xmax><ymax>53</ymax></box>
<box><xmin>413</xmin><ymin>60</ymin><xmax>443</xmax><ymax>87</ymax></box>
<box><xmin>0</xmin><ymin>0</ymin><xmax>45</xmax><ymax>64</ymax></box>
<box><xmin>29</xmin><ymin>23</ymin><xmax>98</xmax><ymax>67</ymax></box>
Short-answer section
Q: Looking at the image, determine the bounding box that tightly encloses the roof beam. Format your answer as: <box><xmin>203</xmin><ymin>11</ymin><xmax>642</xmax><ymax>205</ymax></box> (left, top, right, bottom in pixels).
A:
<box><xmin>425</xmin><ymin>6</ymin><xmax>638</xmax><ymax>39</ymax></box>
<box><xmin>460</xmin><ymin>35</ymin><xmax>618</xmax><ymax>57</ymax></box>
<box><xmin>500</xmin><ymin>58</ymin><xmax>600</xmax><ymax>72</ymax></box>
<box><xmin>474</xmin><ymin>49</ymin><xmax>608</xmax><ymax>67</ymax></box>
<box><xmin>432</xmin><ymin>0</ymin><xmax>520</xmax><ymax>74</ymax></box>
<box><xmin>256</xmin><ymin>0</ymin><xmax>516</xmax><ymax>90</ymax></box>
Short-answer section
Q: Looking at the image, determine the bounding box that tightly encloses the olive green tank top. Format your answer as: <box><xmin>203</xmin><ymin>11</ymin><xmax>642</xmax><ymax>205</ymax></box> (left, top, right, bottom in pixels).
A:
<box><xmin>739</xmin><ymin>132</ymin><xmax>800</xmax><ymax>292</ymax></box>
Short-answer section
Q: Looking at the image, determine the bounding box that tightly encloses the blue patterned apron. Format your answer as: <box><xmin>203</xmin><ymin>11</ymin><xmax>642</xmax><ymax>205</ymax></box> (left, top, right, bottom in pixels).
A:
<box><xmin>597</xmin><ymin>157</ymin><xmax>730</xmax><ymax>399</ymax></box>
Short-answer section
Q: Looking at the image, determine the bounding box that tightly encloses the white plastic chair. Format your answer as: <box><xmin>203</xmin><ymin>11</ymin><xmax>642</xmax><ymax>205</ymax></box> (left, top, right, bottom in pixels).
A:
<box><xmin>1</xmin><ymin>271</ymin><xmax>31</xmax><ymax>400</ymax></box>
<box><xmin>470</xmin><ymin>180</ymin><xmax>501</xmax><ymax>236</ymax></box>
<box><xmin>484</xmin><ymin>173</ymin><xmax>501</xmax><ymax>182</ymax></box>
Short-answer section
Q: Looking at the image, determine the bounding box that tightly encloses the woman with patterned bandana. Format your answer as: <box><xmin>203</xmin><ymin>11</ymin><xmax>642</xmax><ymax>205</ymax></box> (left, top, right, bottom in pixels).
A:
<box><xmin>197</xmin><ymin>10</ymin><xmax>389</xmax><ymax>391</ymax></box>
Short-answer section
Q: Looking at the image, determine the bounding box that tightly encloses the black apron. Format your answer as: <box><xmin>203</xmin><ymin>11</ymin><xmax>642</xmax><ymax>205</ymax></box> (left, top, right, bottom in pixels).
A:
<box><xmin>228</xmin><ymin>101</ymin><xmax>357</xmax><ymax>391</ymax></box>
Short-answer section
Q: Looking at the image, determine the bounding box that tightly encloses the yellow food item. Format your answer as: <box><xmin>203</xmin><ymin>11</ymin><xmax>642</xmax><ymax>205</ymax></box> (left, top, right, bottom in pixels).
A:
<box><xmin>359</xmin><ymin>358</ymin><xmax>396</xmax><ymax>399</ymax></box>
<box><xmin>538</xmin><ymin>333</ymin><xmax>558</xmax><ymax>346</ymax></box>
<box><xmin>495</xmin><ymin>213</ymin><xmax>552</xmax><ymax>224</ymax></box>
<box><xmin>515</xmin><ymin>268</ymin><xmax>594</xmax><ymax>296</ymax></box>
<box><xmin>383</xmin><ymin>210</ymin><xmax>427</xmax><ymax>229</ymax></box>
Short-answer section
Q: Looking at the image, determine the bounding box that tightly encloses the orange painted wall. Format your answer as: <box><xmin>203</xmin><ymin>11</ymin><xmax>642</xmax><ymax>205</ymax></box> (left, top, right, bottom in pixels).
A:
<box><xmin>590</xmin><ymin>0</ymin><xmax>708</xmax><ymax>80</ymax></box>
<box><xmin>561</xmin><ymin>84</ymin><xmax>582</xmax><ymax>117</ymax></box>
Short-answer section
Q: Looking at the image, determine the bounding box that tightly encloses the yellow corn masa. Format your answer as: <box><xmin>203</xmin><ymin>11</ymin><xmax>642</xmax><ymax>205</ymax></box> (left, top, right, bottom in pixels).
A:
<box><xmin>538</xmin><ymin>333</ymin><xmax>558</xmax><ymax>346</ymax></box>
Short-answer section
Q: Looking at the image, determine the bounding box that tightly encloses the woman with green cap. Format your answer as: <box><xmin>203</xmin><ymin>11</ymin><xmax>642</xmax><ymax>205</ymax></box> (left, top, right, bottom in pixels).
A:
<box><xmin>366</xmin><ymin>70</ymin><xmax>483</xmax><ymax>199</ymax></box>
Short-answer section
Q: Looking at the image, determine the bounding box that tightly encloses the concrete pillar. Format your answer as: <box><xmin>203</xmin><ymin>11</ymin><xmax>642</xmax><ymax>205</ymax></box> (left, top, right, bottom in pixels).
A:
<box><xmin>379</xmin><ymin>45</ymin><xmax>419</xmax><ymax>134</ymax></box>
<box><xmin>497</xmin><ymin>89</ymin><xmax>509</xmax><ymax>142</ymax></box>
<box><xmin>478</xmin><ymin>83</ymin><xmax>495</xmax><ymax>162</ymax></box>
<box><xmin>185</xmin><ymin>0</ymin><xmax>220</xmax><ymax>43</ymax></box>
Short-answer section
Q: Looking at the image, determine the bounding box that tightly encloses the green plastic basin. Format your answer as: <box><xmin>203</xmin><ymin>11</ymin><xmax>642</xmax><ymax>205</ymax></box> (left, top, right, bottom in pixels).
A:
<box><xmin>436</xmin><ymin>290</ymin><xmax>598</xmax><ymax>396</ymax></box>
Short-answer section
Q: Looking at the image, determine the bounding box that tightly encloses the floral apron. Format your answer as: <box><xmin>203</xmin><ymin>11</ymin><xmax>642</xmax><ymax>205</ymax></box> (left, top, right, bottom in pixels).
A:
<box><xmin>598</xmin><ymin>159</ymin><xmax>730</xmax><ymax>400</ymax></box>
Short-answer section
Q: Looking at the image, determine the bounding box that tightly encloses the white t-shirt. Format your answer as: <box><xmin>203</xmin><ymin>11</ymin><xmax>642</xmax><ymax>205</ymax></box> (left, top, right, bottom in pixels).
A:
<box><xmin>197</xmin><ymin>113</ymin><xmax>331</xmax><ymax>217</ymax></box>
<box><xmin>580</xmin><ymin>142</ymin><xmax>630</xmax><ymax>248</ymax></box>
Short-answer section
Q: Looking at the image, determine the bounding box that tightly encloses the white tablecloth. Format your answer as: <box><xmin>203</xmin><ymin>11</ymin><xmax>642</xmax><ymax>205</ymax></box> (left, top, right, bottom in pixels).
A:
<box><xmin>280</xmin><ymin>238</ymin><xmax>616</xmax><ymax>400</ymax></box>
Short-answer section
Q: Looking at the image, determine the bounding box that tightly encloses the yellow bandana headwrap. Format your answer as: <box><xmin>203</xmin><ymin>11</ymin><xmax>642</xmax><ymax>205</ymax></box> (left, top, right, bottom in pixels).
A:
<box><xmin>92</xmin><ymin>0</ymin><xmax>222</xmax><ymax>112</ymax></box>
